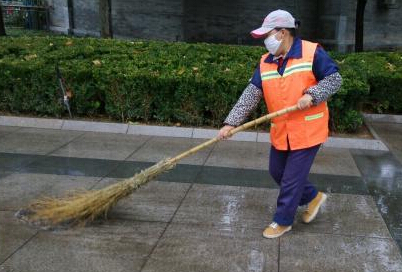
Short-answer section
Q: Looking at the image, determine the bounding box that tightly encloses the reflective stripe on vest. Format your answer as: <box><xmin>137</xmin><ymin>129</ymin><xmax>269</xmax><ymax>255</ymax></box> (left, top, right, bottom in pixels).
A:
<box><xmin>305</xmin><ymin>112</ymin><xmax>324</xmax><ymax>121</ymax></box>
<box><xmin>261</xmin><ymin>62</ymin><xmax>313</xmax><ymax>80</ymax></box>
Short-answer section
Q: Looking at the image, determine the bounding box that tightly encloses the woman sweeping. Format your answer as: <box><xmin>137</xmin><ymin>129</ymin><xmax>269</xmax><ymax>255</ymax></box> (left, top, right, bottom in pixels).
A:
<box><xmin>218</xmin><ymin>9</ymin><xmax>342</xmax><ymax>238</ymax></box>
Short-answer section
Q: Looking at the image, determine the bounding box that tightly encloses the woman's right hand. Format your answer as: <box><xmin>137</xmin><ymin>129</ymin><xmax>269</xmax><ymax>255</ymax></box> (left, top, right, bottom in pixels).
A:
<box><xmin>217</xmin><ymin>125</ymin><xmax>235</xmax><ymax>140</ymax></box>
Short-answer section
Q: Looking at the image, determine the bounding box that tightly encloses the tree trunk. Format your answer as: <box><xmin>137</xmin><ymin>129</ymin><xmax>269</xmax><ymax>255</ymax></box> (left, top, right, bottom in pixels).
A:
<box><xmin>99</xmin><ymin>0</ymin><xmax>112</xmax><ymax>38</ymax></box>
<box><xmin>0</xmin><ymin>4</ymin><xmax>6</xmax><ymax>36</ymax></box>
<box><xmin>355</xmin><ymin>0</ymin><xmax>367</xmax><ymax>52</ymax></box>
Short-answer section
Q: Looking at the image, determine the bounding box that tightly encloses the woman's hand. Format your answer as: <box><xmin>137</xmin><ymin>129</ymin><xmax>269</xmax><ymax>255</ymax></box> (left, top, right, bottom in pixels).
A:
<box><xmin>218</xmin><ymin>125</ymin><xmax>235</xmax><ymax>140</ymax></box>
<box><xmin>297</xmin><ymin>94</ymin><xmax>313</xmax><ymax>110</ymax></box>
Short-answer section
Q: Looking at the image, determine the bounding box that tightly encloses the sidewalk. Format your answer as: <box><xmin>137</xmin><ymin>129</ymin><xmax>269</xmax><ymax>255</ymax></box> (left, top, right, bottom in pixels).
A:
<box><xmin>0</xmin><ymin>115</ymin><xmax>389</xmax><ymax>150</ymax></box>
<box><xmin>0</xmin><ymin>122</ymin><xmax>402</xmax><ymax>272</ymax></box>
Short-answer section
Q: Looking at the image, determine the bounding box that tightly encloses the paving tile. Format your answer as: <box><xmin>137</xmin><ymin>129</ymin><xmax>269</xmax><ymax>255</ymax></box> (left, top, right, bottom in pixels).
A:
<box><xmin>0</xmin><ymin>220</ymin><xmax>167</xmax><ymax>272</ymax></box>
<box><xmin>197</xmin><ymin>165</ymin><xmax>366</xmax><ymax>195</ymax></box>
<box><xmin>192</xmin><ymin>128</ymin><xmax>257</xmax><ymax>142</ymax></box>
<box><xmin>365</xmin><ymin>176</ymin><xmax>402</xmax><ymax>197</ymax></box>
<box><xmin>173</xmin><ymin>185</ymin><xmax>387</xmax><ymax>238</ymax></box>
<box><xmin>204</xmin><ymin>141</ymin><xmax>270</xmax><ymax>170</ymax></box>
<box><xmin>309</xmin><ymin>174</ymin><xmax>368</xmax><ymax>195</ymax></box>
<box><xmin>280</xmin><ymin>232</ymin><xmax>402</xmax><ymax>272</ymax></box>
<box><xmin>353</xmin><ymin>141</ymin><xmax>402</xmax><ymax>252</ymax></box>
<box><xmin>22</xmin><ymin>156</ymin><xmax>120</xmax><ymax>177</ymax></box>
<box><xmin>370</xmin><ymin>122</ymin><xmax>402</xmax><ymax>164</ymax></box>
<box><xmin>0</xmin><ymin>117</ymin><xmax>63</xmax><ymax>130</ymax></box>
<box><xmin>158</xmin><ymin>164</ymin><xmax>201</xmax><ymax>183</ymax></box>
<box><xmin>128</xmin><ymin>124</ymin><xmax>193</xmax><ymax>138</ymax></box>
<box><xmin>311</xmin><ymin>147</ymin><xmax>361</xmax><ymax>176</ymax></box>
<box><xmin>45</xmin><ymin>175</ymin><xmax>101</xmax><ymax>196</ymax></box>
<box><xmin>105</xmin><ymin>161</ymin><xmax>154</xmax><ymax>179</ymax></box>
<box><xmin>0</xmin><ymin>173</ymin><xmax>55</xmax><ymax>211</ymax></box>
<box><xmin>192</xmin><ymin>128</ymin><xmax>218</xmax><ymax>139</ymax></box>
<box><xmin>197</xmin><ymin>165</ymin><xmax>276</xmax><ymax>188</ymax></box>
<box><xmin>257</xmin><ymin>132</ymin><xmax>270</xmax><ymax>143</ymax></box>
<box><xmin>127</xmin><ymin>136</ymin><xmax>214</xmax><ymax>165</ymax></box>
<box><xmin>324</xmin><ymin>137</ymin><xmax>388</xmax><ymax>151</ymax></box>
<box><xmin>94</xmin><ymin>180</ymin><xmax>191</xmax><ymax>222</ymax></box>
<box><xmin>294</xmin><ymin>193</ymin><xmax>391</xmax><ymax>238</ymax></box>
<box><xmin>0</xmin><ymin>152</ymin><xmax>42</xmax><ymax>172</ymax></box>
<box><xmin>364</xmin><ymin>113</ymin><xmax>402</xmax><ymax>124</ymax></box>
<box><xmin>172</xmin><ymin>184</ymin><xmax>278</xmax><ymax>228</ymax></box>
<box><xmin>0</xmin><ymin>211</ymin><xmax>37</xmax><ymax>264</ymax></box>
<box><xmin>197</xmin><ymin>166</ymin><xmax>367</xmax><ymax>194</ymax></box>
<box><xmin>351</xmin><ymin>149</ymin><xmax>402</xmax><ymax>179</ymax></box>
<box><xmin>227</xmin><ymin>131</ymin><xmax>257</xmax><ymax>142</ymax></box>
<box><xmin>0</xmin><ymin>173</ymin><xmax>100</xmax><ymax>211</ymax></box>
<box><xmin>0</xmin><ymin>126</ymin><xmax>20</xmax><ymax>138</ymax></box>
<box><xmin>369</xmin><ymin>192</ymin><xmax>402</xmax><ymax>252</ymax></box>
<box><xmin>0</xmin><ymin>171</ymin><xmax>10</xmax><ymax>180</ymax></box>
<box><xmin>62</xmin><ymin>120</ymin><xmax>128</xmax><ymax>133</ymax></box>
<box><xmin>0</xmin><ymin>128</ymin><xmax>82</xmax><ymax>155</ymax></box>
<box><xmin>142</xmin><ymin>223</ymin><xmax>278</xmax><ymax>272</ymax></box>
<box><xmin>50</xmin><ymin>132</ymin><xmax>150</xmax><ymax>160</ymax></box>
<box><xmin>106</xmin><ymin>160</ymin><xmax>201</xmax><ymax>183</ymax></box>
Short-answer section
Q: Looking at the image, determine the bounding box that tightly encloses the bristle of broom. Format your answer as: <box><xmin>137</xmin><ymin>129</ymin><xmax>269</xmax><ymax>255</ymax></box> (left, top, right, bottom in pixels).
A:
<box><xmin>16</xmin><ymin>159</ymin><xmax>176</xmax><ymax>229</ymax></box>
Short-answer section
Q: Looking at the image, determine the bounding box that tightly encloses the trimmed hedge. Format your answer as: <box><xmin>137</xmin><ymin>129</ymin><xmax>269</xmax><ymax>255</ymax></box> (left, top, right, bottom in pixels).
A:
<box><xmin>0</xmin><ymin>35</ymin><xmax>401</xmax><ymax>132</ymax></box>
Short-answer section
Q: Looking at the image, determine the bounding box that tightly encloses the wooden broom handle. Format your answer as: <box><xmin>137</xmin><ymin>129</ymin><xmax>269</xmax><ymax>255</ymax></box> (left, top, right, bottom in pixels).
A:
<box><xmin>168</xmin><ymin>105</ymin><xmax>299</xmax><ymax>164</ymax></box>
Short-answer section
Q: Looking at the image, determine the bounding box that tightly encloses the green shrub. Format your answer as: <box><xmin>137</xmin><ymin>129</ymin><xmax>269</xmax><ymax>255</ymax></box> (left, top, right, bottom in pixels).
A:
<box><xmin>0</xmin><ymin>34</ymin><xmax>401</xmax><ymax>133</ymax></box>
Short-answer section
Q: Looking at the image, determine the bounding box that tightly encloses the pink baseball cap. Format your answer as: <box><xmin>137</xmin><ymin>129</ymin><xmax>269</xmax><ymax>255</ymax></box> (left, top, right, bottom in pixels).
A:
<box><xmin>251</xmin><ymin>9</ymin><xmax>296</xmax><ymax>38</ymax></box>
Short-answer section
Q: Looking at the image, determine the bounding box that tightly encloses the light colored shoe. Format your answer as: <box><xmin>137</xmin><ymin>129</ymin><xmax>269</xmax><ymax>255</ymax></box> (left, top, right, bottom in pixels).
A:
<box><xmin>262</xmin><ymin>222</ymin><xmax>292</xmax><ymax>239</ymax></box>
<box><xmin>302</xmin><ymin>192</ymin><xmax>327</xmax><ymax>223</ymax></box>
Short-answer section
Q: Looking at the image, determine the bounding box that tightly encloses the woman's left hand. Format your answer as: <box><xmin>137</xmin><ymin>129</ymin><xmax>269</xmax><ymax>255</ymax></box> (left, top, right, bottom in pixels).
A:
<box><xmin>297</xmin><ymin>94</ymin><xmax>313</xmax><ymax>110</ymax></box>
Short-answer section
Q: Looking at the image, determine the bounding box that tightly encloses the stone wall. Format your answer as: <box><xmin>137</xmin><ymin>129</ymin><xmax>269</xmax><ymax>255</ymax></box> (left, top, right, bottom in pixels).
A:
<box><xmin>72</xmin><ymin>0</ymin><xmax>100</xmax><ymax>36</ymax></box>
<box><xmin>46</xmin><ymin>0</ymin><xmax>402</xmax><ymax>52</ymax></box>
<box><xmin>111</xmin><ymin>0</ymin><xmax>183</xmax><ymax>41</ymax></box>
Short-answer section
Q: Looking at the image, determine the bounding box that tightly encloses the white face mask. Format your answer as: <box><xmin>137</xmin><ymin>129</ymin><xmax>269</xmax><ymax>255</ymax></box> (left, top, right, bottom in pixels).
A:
<box><xmin>264</xmin><ymin>32</ymin><xmax>282</xmax><ymax>55</ymax></box>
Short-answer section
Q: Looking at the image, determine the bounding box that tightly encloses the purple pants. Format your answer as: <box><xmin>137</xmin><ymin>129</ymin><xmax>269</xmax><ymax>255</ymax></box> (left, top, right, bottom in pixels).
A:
<box><xmin>269</xmin><ymin>144</ymin><xmax>320</xmax><ymax>226</ymax></box>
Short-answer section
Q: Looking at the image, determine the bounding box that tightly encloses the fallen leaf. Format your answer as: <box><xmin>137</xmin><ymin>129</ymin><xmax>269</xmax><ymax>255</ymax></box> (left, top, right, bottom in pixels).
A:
<box><xmin>336</xmin><ymin>59</ymin><xmax>345</xmax><ymax>64</ymax></box>
<box><xmin>177</xmin><ymin>67</ymin><xmax>186</xmax><ymax>75</ymax></box>
<box><xmin>92</xmin><ymin>60</ymin><xmax>102</xmax><ymax>66</ymax></box>
<box><xmin>24</xmin><ymin>54</ymin><xmax>37</xmax><ymax>61</ymax></box>
<box><xmin>386</xmin><ymin>62</ymin><xmax>395</xmax><ymax>71</ymax></box>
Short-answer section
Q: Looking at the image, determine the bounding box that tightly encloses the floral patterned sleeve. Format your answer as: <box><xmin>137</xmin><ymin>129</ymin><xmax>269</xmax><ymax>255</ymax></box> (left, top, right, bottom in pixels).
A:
<box><xmin>304</xmin><ymin>72</ymin><xmax>342</xmax><ymax>105</ymax></box>
<box><xmin>223</xmin><ymin>83</ymin><xmax>262</xmax><ymax>126</ymax></box>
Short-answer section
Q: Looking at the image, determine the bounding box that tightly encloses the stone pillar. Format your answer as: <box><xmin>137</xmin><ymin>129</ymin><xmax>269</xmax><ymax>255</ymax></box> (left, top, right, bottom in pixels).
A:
<box><xmin>47</xmin><ymin>0</ymin><xmax>72</xmax><ymax>34</ymax></box>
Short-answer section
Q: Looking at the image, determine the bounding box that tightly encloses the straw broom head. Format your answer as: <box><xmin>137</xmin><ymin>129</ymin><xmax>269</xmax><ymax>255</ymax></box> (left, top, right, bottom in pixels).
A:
<box><xmin>16</xmin><ymin>159</ymin><xmax>175</xmax><ymax>229</ymax></box>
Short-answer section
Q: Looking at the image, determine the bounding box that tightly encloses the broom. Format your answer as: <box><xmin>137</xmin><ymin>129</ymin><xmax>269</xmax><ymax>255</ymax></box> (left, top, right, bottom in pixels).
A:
<box><xmin>16</xmin><ymin>105</ymin><xmax>299</xmax><ymax>228</ymax></box>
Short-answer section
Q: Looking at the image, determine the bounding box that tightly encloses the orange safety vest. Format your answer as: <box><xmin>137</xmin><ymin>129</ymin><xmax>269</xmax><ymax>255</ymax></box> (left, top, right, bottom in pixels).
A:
<box><xmin>260</xmin><ymin>40</ymin><xmax>329</xmax><ymax>151</ymax></box>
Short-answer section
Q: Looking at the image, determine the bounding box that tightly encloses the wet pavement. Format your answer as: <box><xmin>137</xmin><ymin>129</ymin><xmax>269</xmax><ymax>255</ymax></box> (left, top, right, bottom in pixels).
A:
<box><xmin>0</xmin><ymin>123</ymin><xmax>402</xmax><ymax>272</ymax></box>
<box><xmin>358</xmin><ymin>121</ymin><xmax>402</xmax><ymax>258</ymax></box>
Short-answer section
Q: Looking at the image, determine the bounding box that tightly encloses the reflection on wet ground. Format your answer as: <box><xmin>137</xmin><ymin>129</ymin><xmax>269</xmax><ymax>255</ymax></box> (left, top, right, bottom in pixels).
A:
<box><xmin>351</xmin><ymin>122</ymin><xmax>402</xmax><ymax>253</ymax></box>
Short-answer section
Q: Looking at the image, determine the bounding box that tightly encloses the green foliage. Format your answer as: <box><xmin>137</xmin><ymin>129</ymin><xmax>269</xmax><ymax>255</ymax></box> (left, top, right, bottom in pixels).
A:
<box><xmin>0</xmin><ymin>34</ymin><xmax>401</xmax><ymax>133</ymax></box>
